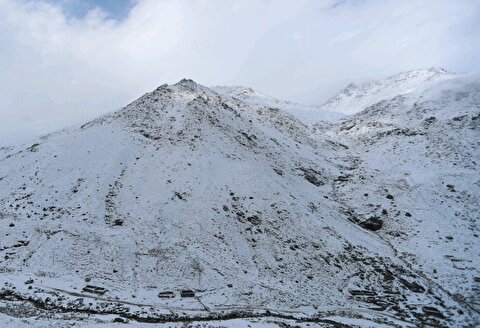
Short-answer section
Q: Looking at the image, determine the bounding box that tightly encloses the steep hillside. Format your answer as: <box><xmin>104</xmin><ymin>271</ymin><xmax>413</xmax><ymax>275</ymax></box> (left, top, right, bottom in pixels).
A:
<box><xmin>320</xmin><ymin>75</ymin><xmax>480</xmax><ymax>322</ymax></box>
<box><xmin>0</xmin><ymin>78</ymin><xmax>477</xmax><ymax>327</ymax></box>
<box><xmin>320</xmin><ymin>68</ymin><xmax>456</xmax><ymax>115</ymax></box>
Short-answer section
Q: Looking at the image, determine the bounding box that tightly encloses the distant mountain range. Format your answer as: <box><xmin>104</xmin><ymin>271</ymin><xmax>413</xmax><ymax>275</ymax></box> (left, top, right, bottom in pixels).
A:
<box><xmin>319</xmin><ymin>67</ymin><xmax>456</xmax><ymax>115</ymax></box>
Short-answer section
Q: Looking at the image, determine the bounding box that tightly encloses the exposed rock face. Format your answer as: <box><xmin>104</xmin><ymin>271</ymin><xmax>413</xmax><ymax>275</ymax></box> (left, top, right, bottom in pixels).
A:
<box><xmin>359</xmin><ymin>217</ymin><xmax>383</xmax><ymax>231</ymax></box>
<box><xmin>0</xmin><ymin>72</ymin><xmax>479</xmax><ymax>327</ymax></box>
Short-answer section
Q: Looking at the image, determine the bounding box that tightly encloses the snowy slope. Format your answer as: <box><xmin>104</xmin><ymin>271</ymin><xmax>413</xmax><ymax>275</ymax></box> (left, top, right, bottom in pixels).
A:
<box><xmin>213</xmin><ymin>86</ymin><xmax>345</xmax><ymax>124</ymax></box>
<box><xmin>0</xmin><ymin>77</ymin><xmax>478</xmax><ymax>327</ymax></box>
<box><xmin>321</xmin><ymin>74</ymin><xmax>480</xmax><ymax>323</ymax></box>
<box><xmin>320</xmin><ymin>68</ymin><xmax>456</xmax><ymax>115</ymax></box>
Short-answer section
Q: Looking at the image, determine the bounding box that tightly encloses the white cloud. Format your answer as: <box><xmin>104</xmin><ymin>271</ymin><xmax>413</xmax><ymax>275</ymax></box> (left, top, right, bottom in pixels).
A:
<box><xmin>1</xmin><ymin>0</ymin><xmax>479</xmax><ymax>145</ymax></box>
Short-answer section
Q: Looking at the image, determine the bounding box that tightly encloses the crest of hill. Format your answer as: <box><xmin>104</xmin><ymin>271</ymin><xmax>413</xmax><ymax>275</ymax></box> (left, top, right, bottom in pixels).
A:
<box><xmin>320</xmin><ymin>67</ymin><xmax>456</xmax><ymax>115</ymax></box>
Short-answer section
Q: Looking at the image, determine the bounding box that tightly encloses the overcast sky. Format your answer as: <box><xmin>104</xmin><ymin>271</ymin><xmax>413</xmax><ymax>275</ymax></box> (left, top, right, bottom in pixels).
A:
<box><xmin>1</xmin><ymin>0</ymin><xmax>479</xmax><ymax>145</ymax></box>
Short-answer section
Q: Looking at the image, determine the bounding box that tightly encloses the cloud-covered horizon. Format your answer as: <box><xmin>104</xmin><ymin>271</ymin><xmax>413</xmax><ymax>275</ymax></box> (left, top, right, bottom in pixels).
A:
<box><xmin>1</xmin><ymin>0</ymin><xmax>479</xmax><ymax>145</ymax></box>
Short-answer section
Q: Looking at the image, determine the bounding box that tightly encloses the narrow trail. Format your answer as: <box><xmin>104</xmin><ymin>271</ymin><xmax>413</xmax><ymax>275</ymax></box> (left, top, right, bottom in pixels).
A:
<box><xmin>0</xmin><ymin>288</ymin><xmax>418</xmax><ymax>327</ymax></box>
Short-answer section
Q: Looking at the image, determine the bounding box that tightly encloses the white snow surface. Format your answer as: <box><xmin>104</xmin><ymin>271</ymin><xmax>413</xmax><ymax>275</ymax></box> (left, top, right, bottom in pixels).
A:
<box><xmin>319</xmin><ymin>68</ymin><xmax>457</xmax><ymax>115</ymax></box>
<box><xmin>0</xmin><ymin>73</ymin><xmax>479</xmax><ymax>327</ymax></box>
<box><xmin>321</xmin><ymin>75</ymin><xmax>480</xmax><ymax>316</ymax></box>
<box><xmin>213</xmin><ymin>85</ymin><xmax>345</xmax><ymax>124</ymax></box>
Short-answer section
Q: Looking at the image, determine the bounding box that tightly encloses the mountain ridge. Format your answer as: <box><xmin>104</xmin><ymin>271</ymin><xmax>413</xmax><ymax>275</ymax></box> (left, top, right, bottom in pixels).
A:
<box><xmin>319</xmin><ymin>67</ymin><xmax>457</xmax><ymax>115</ymax></box>
<box><xmin>0</xmin><ymin>72</ymin><xmax>478</xmax><ymax>327</ymax></box>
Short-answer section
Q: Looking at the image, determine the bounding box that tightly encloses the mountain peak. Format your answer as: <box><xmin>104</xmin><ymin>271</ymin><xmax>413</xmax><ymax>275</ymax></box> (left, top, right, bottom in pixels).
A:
<box><xmin>394</xmin><ymin>67</ymin><xmax>453</xmax><ymax>79</ymax></box>
<box><xmin>320</xmin><ymin>68</ymin><xmax>456</xmax><ymax>115</ymax></box>
<box><xmin>426</xmin><ymin>67</ymin><xmax>449</xmax><ymax>74</ymax></box>
<box><xmin>175</xmin><ymin>78</ymin><xmax>200</xmax><ymax>89</ymax></box>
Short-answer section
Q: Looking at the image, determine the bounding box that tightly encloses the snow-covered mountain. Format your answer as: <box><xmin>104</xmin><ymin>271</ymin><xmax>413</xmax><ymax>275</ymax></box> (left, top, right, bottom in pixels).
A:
<box><xmin>322</xmin><ymin>72</ymin><xmax>480</xmax><ymax>315</ymax></box>
<box><xmin>319</xmin><ymin>68</ymin><xmax>456</xmax><ymax>115</ymax></box>
<box><xmin>213</xmin><ymin>85</ymin><xmax>345</xmax><ymax>124</ymax></box>
<box><xmin>0</xmin><ymin>73</ymin><xmax>478</xmax><ymax>327</ymax></box>
<box><xmin>321</xmin><ymin>75</ymin><xmax>480</xmax><ymax>317</ymax></box>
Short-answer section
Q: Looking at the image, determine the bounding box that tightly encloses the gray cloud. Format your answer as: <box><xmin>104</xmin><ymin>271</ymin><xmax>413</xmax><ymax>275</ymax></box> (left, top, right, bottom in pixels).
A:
<box><xmin>1</xmin><ymin>0</ymin><xmax>479</xmax><ymax>145</ymax></box>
